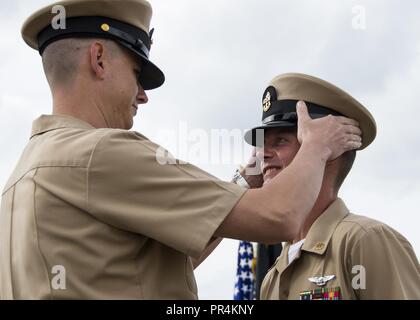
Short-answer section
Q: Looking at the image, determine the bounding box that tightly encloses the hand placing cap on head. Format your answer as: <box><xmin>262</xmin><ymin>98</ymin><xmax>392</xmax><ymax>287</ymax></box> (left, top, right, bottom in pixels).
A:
<box><xmin>21</xmin><ymin>0</ymin><xmax>164</xmax><ymax>90</ymax></box>
<box><xmin>244</xmin><ymin>73</ymin><xmax>377</xmax><ymax>150</ymax></box>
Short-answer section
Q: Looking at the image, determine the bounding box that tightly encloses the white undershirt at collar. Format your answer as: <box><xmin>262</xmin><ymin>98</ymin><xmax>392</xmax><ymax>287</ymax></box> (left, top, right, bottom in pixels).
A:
<box><xmin>288</xmin><ymin>238</ymin><xmax>306</xmax><ymax>265</ymax></box>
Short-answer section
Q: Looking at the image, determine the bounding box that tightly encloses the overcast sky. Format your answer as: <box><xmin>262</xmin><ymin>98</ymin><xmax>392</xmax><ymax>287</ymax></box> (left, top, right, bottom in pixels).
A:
<box><xmin>1</xmin><ymin>0</ymin><xmax>419</xmax><ymax>299</ymax></box>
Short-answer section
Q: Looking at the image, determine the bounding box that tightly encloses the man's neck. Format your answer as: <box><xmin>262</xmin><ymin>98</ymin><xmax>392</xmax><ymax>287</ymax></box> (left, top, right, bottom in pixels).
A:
<box><xmin>292</xmin><ymin>190</ymin><xmax>337</xmax><ymax>244</ymax></box>
<box><xmin>52</xmin><ymin>87</ymin><xmax>109</xmax><ymax>129</ymax></box>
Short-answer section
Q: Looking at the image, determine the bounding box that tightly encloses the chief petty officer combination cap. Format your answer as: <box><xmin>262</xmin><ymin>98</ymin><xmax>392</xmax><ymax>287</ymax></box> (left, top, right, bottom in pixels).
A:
<box><xmin>21</xmin><ymin>0</ymin><xmax>164</xmax><ymax>90</ymax></box>
<box><xmin>244</xmin><ymin>73</ymin><xmax>377</xmax><ymax>150</ymax></box>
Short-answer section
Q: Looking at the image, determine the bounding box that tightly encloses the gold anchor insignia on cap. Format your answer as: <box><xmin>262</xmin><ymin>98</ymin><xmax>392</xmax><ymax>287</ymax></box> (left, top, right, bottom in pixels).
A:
<box><xmin>262</xmin><ymin>91</ymin><xmax>271</xmax><ymax>112</ymax></box>
<box><xmin>308</xmin><ymin>275</ymin><xmax>336</xmax><ymax>287</ymax></box>
<box><xmin>101</xmin><ymin>23</ymin><xmax>110</xmax><ymax>32</ymax></box>
<box><xmin>314</xmin><ymin>242</ymin><xmax>325</xmax><ymax>251</ymax></box>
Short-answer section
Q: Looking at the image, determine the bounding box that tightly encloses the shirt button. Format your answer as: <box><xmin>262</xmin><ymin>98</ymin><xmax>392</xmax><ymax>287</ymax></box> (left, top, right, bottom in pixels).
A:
<box><xmin>314</xmin><ymin>242</ymin><xmax>325</xmax><ymax>251</ymax></box>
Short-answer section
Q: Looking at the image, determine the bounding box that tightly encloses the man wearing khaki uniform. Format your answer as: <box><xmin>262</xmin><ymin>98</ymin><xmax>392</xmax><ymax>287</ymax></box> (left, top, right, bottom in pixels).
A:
<box><xmin>0</xmin><ymin>1</ymin><xmax>363</xmax><ymax>299</ymax></box>
<box><xmin>243</xmin><ymin>73</ymin><xmax>420</xmax><ymax>300</ymax></box>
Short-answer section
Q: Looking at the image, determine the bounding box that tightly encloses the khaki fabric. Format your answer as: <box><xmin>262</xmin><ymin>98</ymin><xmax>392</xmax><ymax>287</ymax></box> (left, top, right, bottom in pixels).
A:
<box><xmin>22</xmin><ymin>0</ymin><xmax>153</xmax><ymax>50</ymax></box>
<box><xmin>0</xmin><ymin>115</ymin><xmax>246</xmax><ymax>299</ymax></box>
<box><xmin>261</xmin><ymin>198</ymin><xmax>420</xmax><ymax>300</ymax></box>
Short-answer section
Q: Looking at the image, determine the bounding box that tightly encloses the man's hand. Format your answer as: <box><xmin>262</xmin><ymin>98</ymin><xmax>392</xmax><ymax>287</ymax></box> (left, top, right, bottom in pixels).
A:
<box><xmin>297</xmin><ymin>101</ymin><xmax>362</xmax><ymax>160</ymax></box>
<box><xmin>241</xmin><ymin>148</ymin><xmax>264</xmax><ymax>188</ymax></box>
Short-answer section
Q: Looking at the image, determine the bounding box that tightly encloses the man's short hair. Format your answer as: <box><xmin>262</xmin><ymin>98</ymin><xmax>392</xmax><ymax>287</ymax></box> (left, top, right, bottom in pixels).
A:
<box><xmin>41</xmin><ymin>38</ymin><xmax>122</xmax><ymax>88</ymax></box>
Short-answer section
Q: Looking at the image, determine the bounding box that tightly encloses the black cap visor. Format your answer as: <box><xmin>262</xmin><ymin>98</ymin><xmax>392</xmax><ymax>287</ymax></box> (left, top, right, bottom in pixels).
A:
<box><xmin>117</xmin><ymin>41</ymin><xmax>164</xmax><ymax>90</ymax></box>
<box><xmin>245</xmin><ymin>121</ymin><xmax>297</xmax><ymax>147</ymax></box>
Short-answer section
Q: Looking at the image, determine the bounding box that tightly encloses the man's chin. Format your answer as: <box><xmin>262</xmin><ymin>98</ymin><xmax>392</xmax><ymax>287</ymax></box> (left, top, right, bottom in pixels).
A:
<box><xmin>263</xmin><ymin>173</ymin><xmax>281</xmax><ymax>186</ymax></box>
<box><xmin>263</xmin><ymin>170</ymin><xmax>284</xmax><ymax>186</ymax></box>
<box><xmin>125</xmin><ymin>118</ymin><xmax>134</xmax><ymax>130</ymax></box>
<box><xmin>263</xmin><ymin>178</ymin><xmax>273</xmax><ymax>186</ymax></box>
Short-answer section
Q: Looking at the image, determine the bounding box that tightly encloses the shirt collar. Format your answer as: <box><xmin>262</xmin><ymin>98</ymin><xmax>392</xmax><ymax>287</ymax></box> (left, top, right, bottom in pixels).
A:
<box><xmin>31</xmin><ymin>115</ymin><xmax>95</xmax><ymax>139</ymax></box>
<box><xmin>300</xmin><ymin>198</ymin><xmax>350</xmax><ymax>255</ymax></box>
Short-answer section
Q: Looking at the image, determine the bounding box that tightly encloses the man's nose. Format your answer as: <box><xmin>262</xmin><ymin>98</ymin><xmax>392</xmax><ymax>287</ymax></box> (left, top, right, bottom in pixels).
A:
<box><xmin>137</xmin><ymin>84</ymin><xmax>148</xmax><ymax>104</ymax></box>
<box><xmin>256</xmin><ymin>145</ymin><xmax>274</xmax><ymax>160</ymax></box>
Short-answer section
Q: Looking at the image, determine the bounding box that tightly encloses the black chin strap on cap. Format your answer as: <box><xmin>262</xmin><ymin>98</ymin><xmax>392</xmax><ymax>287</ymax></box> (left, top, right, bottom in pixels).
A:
<box><xmin>103</xmin><ymin>24</ymin><xmax>150</xmax><ymax>58</ymax></box>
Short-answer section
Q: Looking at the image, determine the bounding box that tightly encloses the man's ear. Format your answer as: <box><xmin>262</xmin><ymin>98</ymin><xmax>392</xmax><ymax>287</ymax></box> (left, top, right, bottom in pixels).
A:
<box><xmin>89</xmin><ymin>41</ymin><xmax>106</xmax><ymax>79</ymax></box>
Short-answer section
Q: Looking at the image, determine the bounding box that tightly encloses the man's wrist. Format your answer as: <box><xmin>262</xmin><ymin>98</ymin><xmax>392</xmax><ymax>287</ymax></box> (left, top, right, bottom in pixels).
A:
<box><xmin>300</xmin><ymin>140</ymin><xmax>331</xmax><ymax>163</ymax></box>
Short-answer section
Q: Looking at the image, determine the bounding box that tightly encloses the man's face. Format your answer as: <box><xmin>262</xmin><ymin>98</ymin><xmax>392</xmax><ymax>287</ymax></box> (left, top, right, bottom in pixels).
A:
<box><xmin>104</xmin><ymin>46</ymin><xmax>148</xmax><ymax>129</ymax></box>
<box><xmin>258</xmin><ymin>127</ymin><xmax>301</xmax><ymax>185</ymax></box>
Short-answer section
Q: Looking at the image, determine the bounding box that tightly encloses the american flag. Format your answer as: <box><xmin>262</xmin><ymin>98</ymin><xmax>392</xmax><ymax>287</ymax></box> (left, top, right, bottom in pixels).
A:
<box><xmin>234</xmin><ymin>241</ymin><xmax>256</xmax><ymax>300</ymax></box>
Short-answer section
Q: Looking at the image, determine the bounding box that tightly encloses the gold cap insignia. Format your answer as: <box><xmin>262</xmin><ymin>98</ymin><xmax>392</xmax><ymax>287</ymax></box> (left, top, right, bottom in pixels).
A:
<box><xmin>262</xmin><ymin>91</ymin><xmax>271</xmax><ymax>112</ymax></box>
<box><xmin>101</xmin><ymin>23</ymin><xmax>110</xmax><ymax>32</ymax></box>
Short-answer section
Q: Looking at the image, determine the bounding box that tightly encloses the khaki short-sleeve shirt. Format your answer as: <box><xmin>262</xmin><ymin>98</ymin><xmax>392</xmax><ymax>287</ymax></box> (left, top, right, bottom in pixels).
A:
<box><xmin>261</xmin><ymin>198</ymin><xmax>420</xmax><ymax>300</ymax></box>
<box><xmin>0</xmin><ymin>115</ymin><xmax>246</xmax><ymax>299</ymax></box>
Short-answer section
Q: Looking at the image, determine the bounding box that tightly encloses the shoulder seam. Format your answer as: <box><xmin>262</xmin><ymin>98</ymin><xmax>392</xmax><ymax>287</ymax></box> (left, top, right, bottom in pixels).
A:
<box><xmin>340</xmin><ymin>214</ymin><xmax>384</xmax><ymax>233</ymax></box>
